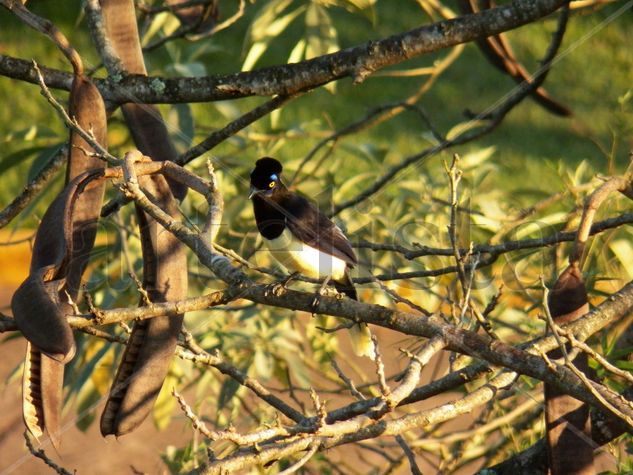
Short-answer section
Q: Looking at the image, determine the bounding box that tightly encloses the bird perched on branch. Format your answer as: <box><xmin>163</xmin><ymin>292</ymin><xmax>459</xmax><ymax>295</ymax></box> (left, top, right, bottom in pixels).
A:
<box><xmin>249</xmin><ymin>157</ymin><xmax>373</xmax><ymax>357</ymax></box>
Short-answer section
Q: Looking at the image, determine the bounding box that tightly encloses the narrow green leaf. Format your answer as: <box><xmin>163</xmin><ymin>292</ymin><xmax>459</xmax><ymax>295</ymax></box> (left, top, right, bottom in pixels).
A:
<box><xmin>243</xmin><ymin>2</ymin><xmax>306</xmax><ymax>71</ymax></box>
<box><xmin>0</xmin><ymin>146</ymin><xmax>50</xmax><ymax>176</ymax></box>
<box><xmin>27</xmin><ymin>143</ymin><xmax>64</xmax><ymax>182</ymax></box>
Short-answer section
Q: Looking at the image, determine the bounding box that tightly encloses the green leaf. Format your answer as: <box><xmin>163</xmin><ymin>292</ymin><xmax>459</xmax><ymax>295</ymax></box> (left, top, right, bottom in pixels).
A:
<box><xmin>246</xmin><ymin>0</ymin><xmax>296</xmax><ymax>43</ymax></box>
<box><xmin>72</xmin><ymin>341</ymin><xmax>112</xmax><ymax>396</ymax></box>
<box><xmin>282</xmin><ymin>351</ymin><xmax>310</xmax><ymax>388</ymax></box>
<box><xmin>242</xmin><ymin>1</ymin><xmax>306</xmax><ymax>71</ymax></box>
<box><xmin>446</xmin><ymin>120</ymin><xmax>487</xmax><ymax>141</ymax></box>
<box><xmin>459</xmin><ymin>146</ymin><xmax>496</xmax><ymax>170</ymax></box>
<box><xmin>141</xmin><ymin>12</ymin><xmax>180</xmax><ymax>47</ymax></box>
<box><xmin>288</xmin><ymin>38</ymin><xmax>307</xmax><ymax>64</ymax></box>
<box><xmin>305</xmin><ymin>4</ymin><xmax>338</xmax><ymax>93</ymax></box>
<box><xmin>27</xmin><ymin>143</ymin><xmax>64</xmax><ymax>182</ymax></box>
<box><xmin>75</xmin><ymin>386</ymin><xmax>101</xmax><ymax>432</ymax></box>
<box><xmin>153</xmin><ymin>369</ymin><xmax>179</xmax><ymax>431</ymax></box>
<box><xmin>0</xmin><ymin>145</ymin><xmax>50</xmax><ymax>176</ymax></box>
<box><xmin>218</xmin><ymin>377</ymin><xmax>241</xmax><ymax>410</ymax></box>
<box><xmin>608</xmin><ymin>239</ymin><xmax>633</xmax><ymax>279</ymax></box>
<box><xmin>2</xmin><ymin>125</ymin><xmax>47</xmax><ymax>143</ymax></box>
<box><xmin>170</xmin><ymin>62</ymin><xmax>207</xmax><ymax>77</ymax></box>
<box><xmin>253</xmin><ymin>349</ymin><xmax>273</xmax><ymax>380</ymax></box>
<box><xmin>333</xmin><ymin>171</ymin><xmax>375</xmax><ymax>201</ymax></box>
<box><xmin>213</xmin><ymin>101</ymin><xmax>242</xmax><ymax>120</ymax></box>
<box><xmin>169</xmin><ymin>103</ymin><xmax>195</xmax><ymax>152</ymax></box>
<box><xmin>305</xmin><ymin>4</ymin><xmax>338</xmax><ymax>59</ymax></box>
<box><xmin>337</xmin><ymin>0</ymin><xmax>377</xmax><ymax>25</ymax></box>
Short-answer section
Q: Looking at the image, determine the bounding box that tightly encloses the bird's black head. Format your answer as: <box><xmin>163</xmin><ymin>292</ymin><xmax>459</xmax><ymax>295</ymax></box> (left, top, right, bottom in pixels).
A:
<box><xmin>249</xmin><ymin>157</ymin><xmax>284</xmax><ymax>199</ymax></box>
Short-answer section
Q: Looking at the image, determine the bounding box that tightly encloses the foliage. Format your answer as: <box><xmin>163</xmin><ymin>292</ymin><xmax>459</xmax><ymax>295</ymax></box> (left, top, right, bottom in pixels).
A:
<box><xmin>0</xmin><ymin>0</ymin><xmax>632</xmax><ymax>473</ymax></box>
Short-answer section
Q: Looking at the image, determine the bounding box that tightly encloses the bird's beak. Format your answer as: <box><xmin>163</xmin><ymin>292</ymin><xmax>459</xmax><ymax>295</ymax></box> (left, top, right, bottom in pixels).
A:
<box><xmin>248</xmin><ymin>186</ymin><xmax>258</xmax><ymax>200</ymax></box>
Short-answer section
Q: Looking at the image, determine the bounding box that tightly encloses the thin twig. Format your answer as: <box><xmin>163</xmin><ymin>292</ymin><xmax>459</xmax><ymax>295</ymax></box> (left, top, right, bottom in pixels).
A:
<box><xmin>276</xmin><ymin>442</ymin><xmax>320</xmax><ymax>475</ymax></box>
<box><xmin>187</xmin><ymin>0</ymin><xmax>246</xmax><ymax>40</ymax></box>
<box><xmin>0</xmin><ymin>146</ymin><xmax>66</xmax><ymax>229</ymax></box>
<box><xmin>179</xmin><ymin>94</ymin><xmax>299</xmax><ymax>165</ymax></box>
<box><xmin>558</xmin><ymin>327</ymin><xmax>633</xmax><ymax>385</ymax></box>
<box><xmin>372</xmin><ymin>335</ymin><xmax>391</xmax><ymax>400</ymax></box>
<box><xmin>24</xmin><ymin>432</ymin><xmax>74</xmax><ymax>475</ymax></box>
<box><xmin>571</xmin><ymin>175</ymin><xmax>631</xmax><ymax>265</ymax></box>
<box><xmin>542</xmin><ymin>277</ymin><xmax>633</xmax><ymax>427</ymax></box>
<box><xmin>446</xmin><ymin>154</ymin><xmax>467</xmax><ymax>291</ymax></box>
<box><xmin>395</xmin><ymin>435</ymin><xmax>423</xmax><ymax>475</ymax></box>
<box><xmin>371</xmin><ymin>276</ymin><xmax>432</xmax><ymax>315</ymax></box>
<box><xmin>173</xmin><ymin>389</ymin><xmax>215</xmax><ymax>439</ymax></box>
<box><xmin>32</xmin><ymin>62</ymin><xmax>119</xmax><ymax>165</ymax></box>
<box><xmin>1</xmin><ymin>0</ymin><xmax>83</xmax><ymax>74</ymax></box>
<box><xmin>331</xmin><ymin>359</ymin><xmax>365</xmax><ymax>400</ymax></box>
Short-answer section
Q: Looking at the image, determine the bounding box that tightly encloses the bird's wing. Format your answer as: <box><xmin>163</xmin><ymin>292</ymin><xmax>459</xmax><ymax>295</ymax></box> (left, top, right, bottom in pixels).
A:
<box><xmin>283</xmin><ymin>193</ymin><xmax>357</xmax><ymax>267</ymax></box>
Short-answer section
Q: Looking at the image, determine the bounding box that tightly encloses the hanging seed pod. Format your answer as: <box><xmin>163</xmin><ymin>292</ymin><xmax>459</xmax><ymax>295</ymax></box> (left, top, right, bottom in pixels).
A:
<box><xmin>545</xmin><ymin>263</ymin><xmax>593</xmax><ymax>475</ymax></box>
<box><xmin>98</xmin><ymin>0</ymin><xmax>188</xmax><ymax>436</ymax></box>
<box><xmin>12</xmin><ymin>73</ymin><xmax>107</xmax><ymax>448</ymax></box>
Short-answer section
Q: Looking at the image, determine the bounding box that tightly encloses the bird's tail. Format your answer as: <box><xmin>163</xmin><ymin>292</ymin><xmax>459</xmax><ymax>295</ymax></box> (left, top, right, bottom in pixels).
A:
<box><xmin>334</xmin><ymin>270</ymin><xmax>375</xmax><ymax>358</ymax></box>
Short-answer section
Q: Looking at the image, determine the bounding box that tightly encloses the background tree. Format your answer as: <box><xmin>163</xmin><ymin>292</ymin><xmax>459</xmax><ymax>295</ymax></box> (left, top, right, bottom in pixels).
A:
<box><xmin>0</xmin><ymin>0</ymin><xmax>632</xmax><ymax>473</ymax></box>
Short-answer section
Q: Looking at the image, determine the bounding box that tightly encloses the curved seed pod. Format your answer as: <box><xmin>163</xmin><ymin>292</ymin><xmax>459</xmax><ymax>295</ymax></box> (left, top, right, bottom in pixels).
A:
<box><xmin>13</xmin><ymin>73</ymin><xmax>107</xmax><ymax>449</ymax></box>
<box><xmin>457</xmin><ymin>0</ymin><xmax>571</xmax><ymax>117</ymax></box>
<box><xmin>545</xmin><ymin>264</ymin><xmax>594</xmax><ymax>475</ymax></box>
<box><xmin>12</xmin><ymin>169</ymin><xmax>102</xmax><ymax>362</ymax></box>
<box><xmin>65</xmin><ymin>75</ymin><xmax>108</xmax><ymax>297</ymax></box>
<box><xmin>99</xmin><ymin>0</ymin><xmax>188</xmax><ymax>436</ymax></box>
<box><xmin>22</xmin><ymin>344</ymin><xmax>65</xmax><ymax>450</ymax></box>
<box><xmin>22</xmin><ymin>342</ymin><xmax>45</xmax><ymax>441</ymax></box>
<box><xmin>100</xmin><ymin>195</ymin><xmax>186</xmax><ymax>436</ymax></box>
<box><xmin>13</xmin><ymin>76</ymin><xmax>107</xmax><ymax>360</ymax></box>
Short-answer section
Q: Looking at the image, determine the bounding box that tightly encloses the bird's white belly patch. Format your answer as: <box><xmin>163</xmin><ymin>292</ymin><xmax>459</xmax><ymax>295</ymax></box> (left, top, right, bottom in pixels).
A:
<box><xmin>265</xmin><ymin>228</ymin><xmax>347</xmax><ymax>280</ymax></box>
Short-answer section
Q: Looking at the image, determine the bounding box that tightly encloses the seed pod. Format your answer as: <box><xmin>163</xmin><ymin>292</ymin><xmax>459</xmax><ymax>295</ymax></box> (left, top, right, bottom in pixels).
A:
<box><xmin>12</xmin><ymin>73</ymin><xmax>106</xmax><ymax>448</ymax></box>
<box><xmin>545</xmin><ymin>264</ymin><xmax>593</xmax><ymax>475</ymax></box>
<box><xmin>99</xmin><ymin>0</ymin><xmax>188</xmax><ymax>436</ymax></box>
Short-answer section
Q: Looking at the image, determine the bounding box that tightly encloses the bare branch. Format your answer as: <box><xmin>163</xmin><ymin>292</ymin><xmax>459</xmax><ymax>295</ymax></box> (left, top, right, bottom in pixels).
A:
<box><xmin>0</xmin><ymin>146</ymin><xmax>66</xmax><ymax>229</ymax></box>
<box><xmin>24</xmin><ymin>431</ymin><xmax>74</xmax><ymax>475</ymax></box>
<box><xmin>356</xmin><ymin>211</ymin><xmax>633</xmax><ymax>261</ymax></box>
<box><xmin>571</xmin><ymin>175</ymin><xmax>632</xmax><ymax>264</ymax></box>
<box><xmin>31</xmin><ymin>62</ymin><xmax>119</xmax><ymax>165</ymax></box>
<box><xmin>1</xmin><ymin>0</ymin><xmax>83</xmax><ymax>74</ymax></box>
<box><xmin>395</xmin><ymin>435</ymin><xmax>423</xmax><ymax>475</ymax></box>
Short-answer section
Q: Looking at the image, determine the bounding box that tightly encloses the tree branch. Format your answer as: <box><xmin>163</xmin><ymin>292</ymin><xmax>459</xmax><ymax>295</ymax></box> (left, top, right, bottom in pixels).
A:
<box><xmin>0</xmin><ymin>0</ymin><xmax>567</xmax><ymax>104</ymax></box>
<box><xmin>0</xmin><ymin>145</ymin><xmax>67</xmax><ymax>229</ymax></box>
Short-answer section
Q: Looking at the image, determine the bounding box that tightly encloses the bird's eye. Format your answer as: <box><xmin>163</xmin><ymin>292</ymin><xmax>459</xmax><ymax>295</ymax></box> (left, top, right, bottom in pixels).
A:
<box><xmin>269</xmin><ymin>181</ymin><xmax>276</xmax><ymax>188</ymax></box>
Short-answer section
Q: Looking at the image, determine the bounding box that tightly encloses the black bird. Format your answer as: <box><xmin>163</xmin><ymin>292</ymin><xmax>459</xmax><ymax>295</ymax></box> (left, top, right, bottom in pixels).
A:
<box><xmin>249</xmin><ymin>157</ymin><xmax>373</xmax><ymax>357</ymax></box>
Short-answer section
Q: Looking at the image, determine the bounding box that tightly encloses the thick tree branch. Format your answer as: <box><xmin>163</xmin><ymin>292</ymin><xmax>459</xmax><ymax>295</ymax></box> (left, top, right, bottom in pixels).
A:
<box><xmin>4</xmin><ymin>156</ymin><xmax>632</xmax><ymax>426</ymax></box>
<box><xmin>0</xmin><ymin>0</ymin><xmax>566</xmax><ymax>104</ymax></box>
<box><xmin>84</xmin><ymin>155</ymin><xmax>633</xmax><ymax>427</ymax></box>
